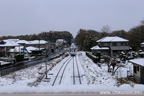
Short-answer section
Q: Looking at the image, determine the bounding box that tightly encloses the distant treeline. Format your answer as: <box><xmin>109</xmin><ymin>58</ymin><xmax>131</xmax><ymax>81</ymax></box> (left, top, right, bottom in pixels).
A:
<box><xmin>76</xmin><ymin>24</ymin><xmax>144</xmax><ymax>51</ymax></box>
<box><xmin>1</xmin><ymin>31</ymin><xmax>73</xmax><ymax>45</ymax></box>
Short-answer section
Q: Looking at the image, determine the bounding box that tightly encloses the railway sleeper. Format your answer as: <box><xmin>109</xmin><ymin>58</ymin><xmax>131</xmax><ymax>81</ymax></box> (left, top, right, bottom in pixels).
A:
<box><xmin>43</xmin><ymin>78</ymin><xmax>51</xmax><ymax>82</ymax></box>
<box><xmin>74</xmin><ymin>76</ymin><xmax>81</xmax><ymax>78</ymax></box>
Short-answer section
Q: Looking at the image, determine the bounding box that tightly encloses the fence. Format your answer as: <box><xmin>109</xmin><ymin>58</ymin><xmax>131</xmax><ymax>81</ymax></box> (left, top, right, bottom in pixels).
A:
<box><xmin>0</xmin><ymin>52</ymin><xmax>65</xmax><ymax>76</ymax></box>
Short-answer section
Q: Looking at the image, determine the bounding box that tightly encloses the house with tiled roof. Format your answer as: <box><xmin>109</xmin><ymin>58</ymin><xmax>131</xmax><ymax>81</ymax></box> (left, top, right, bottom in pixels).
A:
<box><xmin>0</xmin><ymin>39</ymin><xmax>19</xmax><ymax>57</ymax></box>
<box><xmin>16</xmin><ymin>40</ymin><xmax>30</xmax><ymax>46</ymax></box>
<box><xmin>28</xmin><ymin>40</ymin><xmax>48</xmax><ymax>49</ymax></box>
<box><xmin>0</xmin><ymin>39</ymin><xmax>49</xmax><ymax>57</ymax></box>
<box><xmin>91</xmin><ymin>36</ymin><xmax>130</xmax><ymax>56</ymax></box>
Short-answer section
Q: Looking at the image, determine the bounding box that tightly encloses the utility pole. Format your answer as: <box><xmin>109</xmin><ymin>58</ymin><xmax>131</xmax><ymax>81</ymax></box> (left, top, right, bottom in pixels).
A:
<box><xmin>45</xmin><ymin>55</ymin><xmax>49</xmax><ymax>79</ymax></box>
<box><xmin>5</xmin><ymin>47</ymin><xmax>6</xmax><ymax>57</ymax></box>
<box><xmin>39</xmin><ymin>39</ymin><xmax>40</xmax><ymax>51</ymax></box>
<box><xmin>45</xmin><ymin>60</ymin><xmax>48</xmax><ymax>79</ymax></box>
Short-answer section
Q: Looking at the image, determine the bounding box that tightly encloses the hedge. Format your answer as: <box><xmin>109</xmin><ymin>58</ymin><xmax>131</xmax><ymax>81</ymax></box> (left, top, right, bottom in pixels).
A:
<box><xmin>86</xmin><ymin>52</ymin><xmax>100</xmax><ymax>66</ymax></box>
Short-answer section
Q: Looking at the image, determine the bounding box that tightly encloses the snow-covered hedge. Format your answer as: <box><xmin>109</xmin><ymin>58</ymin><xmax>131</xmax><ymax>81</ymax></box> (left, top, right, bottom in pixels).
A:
<box><xmin>86</xmin><ymin>52</ymin><xmax>100</xmax><ymax>66</ymax></box>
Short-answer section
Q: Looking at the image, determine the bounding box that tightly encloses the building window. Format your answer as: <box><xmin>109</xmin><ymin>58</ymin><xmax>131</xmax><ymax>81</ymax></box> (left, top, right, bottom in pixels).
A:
<box><xmin>104</xmin><ymin>43</ymin><xmax>107</xmax><ymax>46</ymax></box>
<box><xmin>117</xmin><ymin>43</ymin><xmax>121</xmax><ymax>46</ymax></box>
<box><xmin>104</xmin><ymin>43</ymin><xmax>109</xmax><ymax>46</ymax></box>
<box><xmin>134</xmin><ymin>66</ymin><xmax>137</xmax><ymax>73</ymax></box>
<box><xmin>137</xmin><ymin>66</ymin><xmax>139</xmax><ymax>72</ymax></box>
<box><xmin>121</xmin><ymin>43</ymin><xmax>124</xmax><ymax>46</ymax></box>
<box><xmin>112</xmin><ymin>43</ymin><xmax>117</xmax><ymax>46</ymax></box>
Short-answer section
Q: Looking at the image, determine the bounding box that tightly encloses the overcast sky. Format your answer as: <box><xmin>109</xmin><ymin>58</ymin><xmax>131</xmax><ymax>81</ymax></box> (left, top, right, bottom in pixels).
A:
<box><xmin>0</xmin><ymin>0</ymin><xmax>144</xmax><ymax>37</ymax></box>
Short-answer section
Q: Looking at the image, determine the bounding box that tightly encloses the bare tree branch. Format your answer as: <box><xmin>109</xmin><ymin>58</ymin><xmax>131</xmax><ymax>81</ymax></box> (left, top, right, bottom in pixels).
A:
<box><xmin>101</xmin><ymin>25</ymin><xmax>111</xmax><ymax>33</ymax></box>
<box><xmin>140</xmin><ymin>19</ymin><xmax>144</xmax><ymax>25</ymax></box>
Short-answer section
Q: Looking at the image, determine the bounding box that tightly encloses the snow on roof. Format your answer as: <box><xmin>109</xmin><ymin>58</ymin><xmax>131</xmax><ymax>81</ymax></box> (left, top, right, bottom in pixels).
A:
<box><xmin>91</xmin><ymin>45</ymin><xmax>109</xmax><ymax>50</ymax></box>
<box><xmin>56</xmin><ymin>39</ymin><xmax>67</xmax><ymax>43</ymax></box>
<box><xmin>16</xmin><ymin>40</ymin><xmax>30</xmax><ymax>44</ymax></box>
<box><xmin>7</xmin><ymin>39</ymin><xmax>19</xmax><ymax>42</ymax></box>
<box><xmin>0</xmin><ymin>61</ymin><xmax>11</xmax><ymax>65</ymax></box>
<box><xmin>29</xmin><ymin>40</ymin><xmax>48</xmax><ymax>44</ymax></box>
<box><xmin>129</xmin><ymin>58</ymin><xmax>144</xmax><ymax>66</ymax></box>
<box><xmin>141</xmin><ymin>42</ymin><xmax>144</xmax><ymax>45</ymax></box>
<box><xmin>57</xmin><ymin>39</ymin><xmax>64</xmax><ymax>42</ymax></box>
<box><xmin>9</xmin><ymin>46</ymin><xmax>44</xmax><ymax>53</ymax></box>
<box><xmin>97</xmin><ymin>36</ymin><xmax>128</xmax><ymax>42</ymax></box>
<box><xmin>26</xmin><ymin>46</ymin><xmax>44</xmax><ymax>53</ymax></box>
<box><xmin>9</xmin><ymin>46</ymin><xmax>24</xmax><ymax>52</ymax></box>
<box><xmin>0</xmin><ymin>40</ymin><xmax>19</xmax><ymax>47</ymax></box>
<box><xmin>26</xmin><ymin>46</ymin><xmax>38</xmax><ymax>50</ymax></box>
<box><xmin>139</xmin><ymin>52</ymin><xmax>144</xmax><ymax>54</ymax></box>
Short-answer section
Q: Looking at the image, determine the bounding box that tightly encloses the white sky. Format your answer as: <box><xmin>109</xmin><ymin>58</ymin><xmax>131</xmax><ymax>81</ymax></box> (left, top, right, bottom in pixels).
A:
<box><xmin>0</xmin><ymin>0</ymin><xmax>144</xmax><ymax>37</ymax></box>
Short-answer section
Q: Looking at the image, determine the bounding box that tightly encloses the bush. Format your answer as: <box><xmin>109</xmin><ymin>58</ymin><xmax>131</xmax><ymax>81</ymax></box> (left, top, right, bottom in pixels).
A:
<box><xmin>139</xmin><ymin>54</ymin><xmax>144</xmax><ymax>58</ymax></box>
<box><xmin>116</xmin><ymin>60</ymin><xmax>120</xmax><ymax>63</ymax></box>
<box><xmin>116</xmin><ymin>77</ymin><xmax>134</xmax><ymax>87</ymax></box>
<box><xmin>86</xmin><ymin>52</ymin><xmax>101</xmax><ymax>66</ymax></box>
<box><xmin>14</xmin><ymin>55</ymin><xmax>24</xmax><ymax>62</ymax></box>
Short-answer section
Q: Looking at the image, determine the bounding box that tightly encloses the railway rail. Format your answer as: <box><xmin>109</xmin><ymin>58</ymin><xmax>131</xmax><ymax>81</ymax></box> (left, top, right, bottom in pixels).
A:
<box><xmin>52</xmin><ymin>54</ymin><xmax>82</xmax><ymax>86</ymax></box>
<box><xmin>73</xmin><ymin>56</ymin><xmax>82</xmax><ymax>85</ymax></box>
<box><xmin>52</xmin><ymin>57</ymin><xmax>73</xmax><ymax>86</ymax></box>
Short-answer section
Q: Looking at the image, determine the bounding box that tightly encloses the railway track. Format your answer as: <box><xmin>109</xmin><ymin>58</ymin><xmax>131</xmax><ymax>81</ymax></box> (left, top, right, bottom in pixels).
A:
<box><xmin>52</xmin><ymin>54</ymin><xmax>82</xmax><ymax>86</ymax></box>
<box><xmin>73</xmin><ymin>56</ymin><xmax>82</xmax><ymax>85</ymax></box>
<box><xmin>73</xmin><ymin>56</ymin><xmax>75</xmax><ymax>84</ymax></box>
<box><xmin>52</xmin><ymin>56</ymin><xmax>73</xmax><ymax>86</ymax></box>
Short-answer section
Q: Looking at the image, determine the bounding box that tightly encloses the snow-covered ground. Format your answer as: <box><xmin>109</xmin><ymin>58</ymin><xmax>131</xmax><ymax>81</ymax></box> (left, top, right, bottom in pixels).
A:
<box><xmin>0</xmin><ymin>52</ymin><xmax>144</xmax><ymax>93</ymax></box>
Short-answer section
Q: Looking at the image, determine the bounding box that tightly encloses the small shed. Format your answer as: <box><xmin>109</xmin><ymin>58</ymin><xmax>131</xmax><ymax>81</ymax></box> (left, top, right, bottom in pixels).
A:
<box><xmin>90</xmin><ymin>45</ymin><xmax>109</xmax><ymax>56</ymax></box>
<box><xmin>129</xmin><ymin>58</ymin><xmax>144</xmax><ymax>84</ymax></box>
